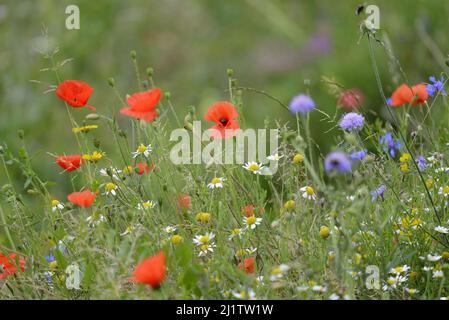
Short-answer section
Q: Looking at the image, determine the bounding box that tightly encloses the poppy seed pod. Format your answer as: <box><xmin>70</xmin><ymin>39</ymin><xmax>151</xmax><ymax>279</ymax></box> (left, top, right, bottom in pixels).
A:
<box><xmin>146</xmin><ymin>67</ymin><xmax>154</xmax><ymax>77</ymax></box>
<box><xmin>107</xmin><ymin>77</ymin><xmax>115</xmax><ymax>87</ymax></box>
<box><xmin>164</xmin><ymin>92</ymin><xmax>171</xmax><ymax>99</ymax></box>
<box><xmin>227</xmin><ymin>68</ymin><xmax>234</xmax><ymax>77</ymax></box>
<box><xmin>130</xmin><ymin>50</ymin><xmax>137</xmax><ymax>60</ymax></box>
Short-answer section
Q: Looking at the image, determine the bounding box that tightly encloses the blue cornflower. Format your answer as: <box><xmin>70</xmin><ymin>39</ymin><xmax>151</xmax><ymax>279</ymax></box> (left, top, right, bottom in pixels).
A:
<box><xmin>350</xmin><ymin>149</ymin><xmax>367</xmax><ymax>161</ymax></box>
<box><xmin>339</xmin><ymin>112</ymin><xmax>365</xmax><ymax>131</ymax></box>
<box><xmin>380</xmin><ymin>132</ymin><xmax>401</xmax><ymax>158</ymax></box>
<box><xmin>371</xmin><ymin>184</ymin><xmax>385</xmax><ymax>202</ymax></box>
<box><xmin>45</xmin><ymin>254</ymin><xmax>56</xmax><ymax>263</ymax></box>
<box><xmin>324</xmin><ymin>151</ymin><xmax>352</xmax><ymax>174</ymax></box>
<box><xmin>289</xmin><ymin>94</ymin><xmax>315</xmax><ymax>114</ymax></box>
<box><xmin>426</xmin><ymin>75</ymin><xmax>446</xmax><ymax>96</ymax></box>
<box><xmin>417</xmin><ymin>156</ymin><xmax>427</xmax><ymax>171</ymax></box>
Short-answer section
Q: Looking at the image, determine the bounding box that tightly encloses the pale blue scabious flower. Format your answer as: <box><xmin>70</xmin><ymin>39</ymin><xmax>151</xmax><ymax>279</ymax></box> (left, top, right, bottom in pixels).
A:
<box><xmin>417</xmin><ymin>156</ymin><xmax>427</xmax><ymax>171</ymax></box>
<box><xmin>371</xmin><ymin>185</ymin><xmax>385</xmax><ymax>202</ymax></box>
<box><xmin>324</xmin><ymin>151</ymin><xmax>352</xmax><ymax>174</ymax></box>
<box><xmin>339</xmin><ymin>112</ymin><xmax>364</xmax><ymax>131</ymax></box>
<box><xmin>289</xmin><ymin>94</ymin><xmax>315</xmax><ymax>114</ymax></box>
<box><xmin>350</xmin><ymin>149</ymin><xmax>367</xmax><ymax>161</ymax></box>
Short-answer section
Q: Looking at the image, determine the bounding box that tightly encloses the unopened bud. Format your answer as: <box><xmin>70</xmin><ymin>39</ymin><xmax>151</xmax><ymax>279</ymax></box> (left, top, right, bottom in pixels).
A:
<box><xmin>130</xmin><ymin>50</ymin><xmax>137</xmax><ymax>60</ymax></box>
<box><xmin>227</xmin><ymin>68</ymin><xmax>234</xmax><ymax>77</ymax></box>
<box><xmin>107</xmin><ymin>77</ymin><xmax>115</xmax><ymax>87</ymax></box>
<box><xmin>164</xmin><ymin>92</ymin><xmax>171</xmax><ymax>100</ymax></box>
<box><xmin>18</xmin><ymin>129</ymin><xmax>25</xmax><ymax>140</ymax></box>
<box><xmin>146</xmin><ymin>67</ymin><xmax>154</xmax><ymax>77</ymax></box>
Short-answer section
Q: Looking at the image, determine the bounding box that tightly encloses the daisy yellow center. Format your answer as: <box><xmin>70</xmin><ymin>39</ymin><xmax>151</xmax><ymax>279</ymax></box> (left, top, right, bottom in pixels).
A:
<box><xmin>247</xmin><ymin>216</ymin><xmax>256</xmax><ymax>225</ymax></box>
<box><xmin>231</xmin><ymin>228</ymin><xmax>241</xmax><ymax>235</ymax></box>
<box><xmin>306</xmin><ymin>186</ymin><xmax>314</xmax><ymax>195</ymax></box>
<box><xmin>106</xmin><ymin>183</ymin><xmax>116</xmax><ymax>191</ymax></box>
<box><xmin>387</xmin><ymin>278</ymin><xmax>397</xmax><ymax>285</ymax></box>
<box><xmin>271</xmin><ymin>267</ymin><xmax>282</xmax><ymax>276</ymax></box>
<box><xmin>124</xmin><ymin>165</ymin><xmax>134</xmax><ymax>174</ymax></box>
<box><xmin>293</xmin><ymin>154</ymin><xmax>304</xmax><ymax>163</ymax></box>
<box><xmin>51</xmin><ymin>199</ymin><xmax>60</xmax><ymax>206</ymax></box>
<box><xmin>393</xmin><ymin>266</ymin><xmax>403</xmax><ymax>273</ymax></box>
<box><xmin>443</xmin><ymin>186</ymin><xmax>449</xmax><ymax>194</ymax></box>
<box><xmin>199</xmin><ymin>235</ymin><xmax>209</xmax><ymax>244</ymax></box>
<box><xmin>142</xmin><ymin>201</ymin><xmax>153</xmax><ymax>208</ymax></box>
<box><xmin>239</xmin><ymin>291</ymin><xmax>246</xmax><ymax>298</ymax></box>
<box><xmin>236</xmin><ymin>249</ymin><xmax>246</xmax><ymax>257</ymax></box>
<box><xmin>211</xmin><ymin>177</ymin><xmax>221</xmax><ymax>184</ymax></box>
<box><xmin>171</xmin><ymin>235</ymin><xmax>183</xmax><ymax>244</ymax></box>
<box><xmin>200</xmin><ymin>244</ymin><xmax>210</xmax><ymax>251</ymax></box>
<box><xmin>137</xmin><ymin>144</ymin><xmax>147</xmax><ymax>153</ymax></box>
<box><xmin>248</xmin><ymin>163</ymin><xmax>260</xmax><ymax>171</ymax></box>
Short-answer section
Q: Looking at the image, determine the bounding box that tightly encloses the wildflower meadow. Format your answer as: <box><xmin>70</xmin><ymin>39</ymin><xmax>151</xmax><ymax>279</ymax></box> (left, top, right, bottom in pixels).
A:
<box><xmin>1</xmin><ymin>1</ymin><xmax>449</xmax><ymax>303</ymax></box>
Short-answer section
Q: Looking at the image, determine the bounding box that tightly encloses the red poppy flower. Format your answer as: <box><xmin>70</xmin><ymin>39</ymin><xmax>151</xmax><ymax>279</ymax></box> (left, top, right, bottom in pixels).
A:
<box><xmin>241</xmin><ymin>204</ymin><xmax>265</xmax><ymax>217</ymax></box>
<box><xmin>0</xmin><ymin>253</ymin><xmax>26</xmax><ymax>279</ymax></box>
<box><xmin>55</xmin><ymin>80</ymin><xmax>95</xmax><ymax>111</ymax></box>
<box><xmin>177</xmin><ymin>194</ymin><xmax>191</xmax><ymax>210</ymax></box>
<box><xmin>120</xmin><ymin>87</ymin><xmax>162</xmax><ymax>122</ymax></box>
<box><xmin>390</xmin><ymin>83</ymin><xmax>428</xmax><ymax>107</ymax></box>
<box><xmin>205</xmin><ymin>101</ymin><xmax>240</xmax><ymax>139</ymax></box>
<box><xmin>131</xmin><ymin>251</ymin><xmax>166</xmax><ymax>288</ymax></box>
<box><xmin>337</xmin><ymin>88</ymin><xmax>364</xmax><ymax>110</ymax></box>
<box><xmin>135</xmin><ymin>162</ymin><xmax>155</xmax><ymax>175</ymax></box>
<box><xmin>238</xmin><ymin>257</ymin><xmax>255</xmax><ymax>274</ymax></box>
<box><xmin>55</xmin><ymin>155</ymin><xmax>82</xmax><ymax>172</ymax></box>
<box><xmin>67</xmin><ymin>190</ymin><xmax>96</xmax><ymax>207</ymax></box>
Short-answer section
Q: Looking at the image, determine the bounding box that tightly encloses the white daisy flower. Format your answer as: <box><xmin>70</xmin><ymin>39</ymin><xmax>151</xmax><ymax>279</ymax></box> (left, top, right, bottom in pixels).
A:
<box><xmin>164</xmin><ymin>226</ymin><xmax>177</xmax><ymax>233</ymax></box>
<box><xmin>228</xmin><ymin>228</ymin><xmax>243</xmax><ymax>240</ymax></box>
<box><xmin>137</xmin><ymin>200</ymin><xmax>157</xmax><ymax>210</ymax></box>
<box><xmin>311</xmin><ymin>285</ymin><xmax>327</xmax><ymax>293</ymax></box>
<box><xmin>198</xmin><ymin>243</ymin><xmax>216</xmax><ymax>257</ymax></box>
<box><xmin>438</xmin><ymin>186</ymin><xmax>449</xmax><ymax>197</ymax></box>
<box><xmin>329</xmin><ymin>293</ymin><xmax>340</xmax><ymax>300</ymax></box>
<box><xmin>300</xmin><ymin>186</ymin><xmax>317</xmax><ymax>200</ymax></box>
<box><xmin>103</xmin><ymin>182</ymin><xmax>118</xmax><ymax>196</ymax></box>
<box><xmin>207</xmin><ymin>177</ymin><xmax>225</xmax><ymax>189</ymax></box>
<box><xmin>51</xmin><ymin>199</ymin><xmax>64</xmax><ymax>212</ymax></box>
<box><xmin>193</xmin><ymin>232</ymin><xmax>215</xmax><ymax>245</ymax></box>
<box><xmin>245</xmin><ymin>247</ymin><xmax>258</xmax><ymax>255</ymax></box>
<box><xmin>433</xmin><ymin>270</ymin><xmax>444</xmax><ymax>278</ymax></box>
<box><xmin>267</xmin><ymin>153</ymin><xmax>283</xmax><ymax>161</ymax></box>
<box><xmin>405</xmin><ymin>288</ymin><xmax>418</xmax><ymax>295</ymax></box>
<box><xmin>132</xmin><ymin>144</ymin><xmax>152</xmax><ymax>158</ymax></box>
<box><xmin>434</xmin><ymin>226</ymin><xmax>449</xmax><ymax>234</ymax></box>
<box><xmin>231</xmin><ymin>288</ymin><xmax>256</xmax><ymax>300</ymax></box>
<box><xmin>390</xmin><ymin>265</ymin><xmax>410</xmax><ymax>275</ymax></box>
<box><xmin>243</xmin><ymin>215</ymin><xmax>262</xmax><ymax>230</ymax></box>
<box><xmin>121</xmin><ymin>225</ymin><xmax>136</xmax><ymax>236</ymax></box>
<box><xmin>427</xmin><ymin>254</ymin><xmax>442</xmax><ymax>262</ymax></box>
<box><xmin>269</xmin><ymin>264</ymin><xmax>290</xmax><ymax>281</ymax></box>
<box><xmin>99</xmin><ymin>167</ymin><xmax>122</xmax><ymax>180</ymax></box>
<box><xmin>243</xmin><ymin>161</ymin><xmax>264</xmax><ymax>175</ymax></box>
<box><xmin>86</xmin><ymin>213</ymin><xmax>106</xmax><ymax>226</ymax></box>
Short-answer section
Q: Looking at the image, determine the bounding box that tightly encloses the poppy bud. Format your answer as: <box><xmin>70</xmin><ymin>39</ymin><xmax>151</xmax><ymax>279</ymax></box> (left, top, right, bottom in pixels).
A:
<box><xmin>27</xmin><ymin>189</ymin><xmax>39</xmax><ymax>195</ymax></box>
<box><xmin>227</xmin><ymin>68</ymin><xmax>234</xmax><ymax>77</ymax></box>
<box><xmin>230</xmin><ymin>79</ymin><xmax>237</xmax><ymax>88</ymax></box>
<box><xmin>86</xmin><ymin>113</ymin><xmax>100</xmax><ymax>120</ymax></box>
<box><xmin>130</xmin><ymin>50</ymin><xmax>137</xmax><ymax>60</ymax></box>
<box><xmin>93</xmin><ymin>138</ymin><xmax>101</xmax><ymax>149</ymax></box>
<box><xmin>162</xmin><ymin>184</ymin><xmax>168</xmax><ymax>192</ymax></box>
<box><xmin>17</xmin><ymin>129</ymin><xmax>24</xmax><ymax>140</ymax></box>
<box><xmin>304</xmin><ymin>79</ymin><xmax>311</xmax><ymax>86</ymax></box>
<box><xmin>107</xmin><ymin>77</ymin><xmax>115</xmax><ymax>87</ymax></box>
<box><xmin>118</xmin><ymin>130</ymin><xmax>127</xmax><ymax>138</ymax></box>
<box><xmin>164</xmin><ymin>92</ymin><xmax>171</xmax><ymax>100</ymax></box>
<box><xmin>146</xmin><ymin>67</ymin><xmax>154</xmax><ymax>77</ymax></box>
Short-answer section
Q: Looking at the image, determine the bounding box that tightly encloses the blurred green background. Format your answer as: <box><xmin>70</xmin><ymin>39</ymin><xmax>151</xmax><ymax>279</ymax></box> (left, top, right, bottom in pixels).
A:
<box><xmin>1</xmin><ymin>0</ymin><xmax>448</xmax><ymax>193</ymax></box>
